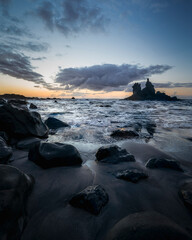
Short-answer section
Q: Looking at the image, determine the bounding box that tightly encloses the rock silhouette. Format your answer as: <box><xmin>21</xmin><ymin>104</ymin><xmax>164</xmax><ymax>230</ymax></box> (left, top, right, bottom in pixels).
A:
<box><xmin>126</xmin><ymin>78</ymin><xmax>178</xmax><ymax>101</ymax></box>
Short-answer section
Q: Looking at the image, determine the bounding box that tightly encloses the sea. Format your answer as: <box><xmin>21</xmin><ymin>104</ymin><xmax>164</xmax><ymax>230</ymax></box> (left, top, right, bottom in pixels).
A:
<box><xmin>30</xmin><ymin>99</ymin><xmax>192</xmax><ymax>162</ymax></box>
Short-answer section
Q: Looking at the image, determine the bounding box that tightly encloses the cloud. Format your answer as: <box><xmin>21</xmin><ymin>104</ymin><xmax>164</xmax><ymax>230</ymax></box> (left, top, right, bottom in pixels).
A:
<box><xmin>154</xmin><ymin>82</ymin><xmax>192</xmax><ymax>88</ymax></box>
<box><xmin>0</xmin><ymin>22</ymin><xmax>33</xmax><ymax>37</ymax></box>
<box><xmin>0</xmin><ymin>47</ymin><xmax>44</xmax><ymax>84</ymax></box>
<box><xmin>31</xmin><ymin>57</ymin><xmax>47</xmax><ymax>61</ymax></box>
<box><xmin>0</xmin><ymin>0</ymin><xmax>11</xmax><ymax>16</ymax></box>
<box><xmin>55</xmin><ymin>64</ymin><xmax>172</xmax><ymax>91</ymax></box>
<box><xmin>35</xmin><ymin>0</ymin><xmax>109</xmax><ymax>36</ymax></box>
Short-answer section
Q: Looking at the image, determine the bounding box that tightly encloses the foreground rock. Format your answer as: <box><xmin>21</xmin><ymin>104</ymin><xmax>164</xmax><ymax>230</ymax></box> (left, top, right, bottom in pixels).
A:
<box><xmin>16</xmin><ymin>137</ymin><xmax>41</xmax><ymax>150</ymax></box>
<box><xmin>105</xmin><ymin>211</ymin><xmax>192</xmax><ymax>240</ymax></box>
<box><xmin>29</xmin><ymin>142</ymin><xmax>82</xmax><ymax>168</ymax></box>
<box><xmin>126</xmin><ymin>78</ymin><xmax>178</xmax><ymax>101</ymax></box>
<box><xmin>69</xmin><ymin>185</ymin><xmax>109</xmax><ymax>215</ymax></box>
<box><xmin>179</xmin><ymin>181</ymin><xmax>192</xmax><ymax>211</ymax></box>
<box><xmin>29</xmin><ymin>103</ymin><xmax>37</xmax><ymax>109</ymax></box>
<box><xmin>96</xmin><ymin>145</ymin><xmax>135</xmax><ymax>163</ymax></box>
<box><xmin>0</xmin><ymin>103</ymin><xmax>48</xmax><ymax>138</ymax></box>
<box><xmin>0</xmin><ymin>131</ymin><xmax>9</xmax><ymax>143</ymax></box>
<box><xmin>0</xmin><ymin>137</ymin><xmax>12</xmax><ymax>163</ymax></box>
<box><xmin>0</xmin><ymin>165</ymin><xmax>34</xmax><ymax>240</ymax></box>
<box><xmin>8</xmin><ymin>99</ymin><xmax>27</xmax><ymax>106</ymax></box>
<box><xmin>45</xmin><ymin>117</ymin><xmax>70</xmax><ymax>130</ymax></box>
<box><xmin>146</xmin><ymin>158</ymin><xmax>183</xmax><ymax>171</ymax></box>
<box><xmin>111</xmin><ymin>130</ymin><xmax>139</xmax><ymax>139</ymax></box>
<box><xmin>116</xmin><ymin>169</ymin><xmax>148</xmax><ymax>183</ymax></box>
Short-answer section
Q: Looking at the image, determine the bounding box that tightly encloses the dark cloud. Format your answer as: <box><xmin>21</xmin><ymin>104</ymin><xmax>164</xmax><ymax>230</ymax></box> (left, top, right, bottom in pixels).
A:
<box><xmin>0</xmin><ymin>0</ymin><xmax>11</xmax><ymax>16</ymax></box>
<box><xmin>0</xmin><ymin>47</ymin><xmax>44</xmax><ymax>83</ymax></box>
<box><xmin>55</xmin><ymin>64</ymin><xmax>172</xmax><ymax>91</ymax></box>
<box><xmin>35</xmin><ymin>0</ymin><xmax>109</xmax><ymax>36</ymax></box>
<box><xmin>0</xmin><ymin>22</ymin><xmax>33</xmax><ymax>37</ymax></box>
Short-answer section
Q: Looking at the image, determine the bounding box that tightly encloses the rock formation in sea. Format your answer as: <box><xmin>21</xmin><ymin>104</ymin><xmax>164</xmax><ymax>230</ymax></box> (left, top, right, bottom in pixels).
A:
<box><xmin>125</xmin><ymin>78</ymin><xmax>178</xmax><ymax>101</ymax></box>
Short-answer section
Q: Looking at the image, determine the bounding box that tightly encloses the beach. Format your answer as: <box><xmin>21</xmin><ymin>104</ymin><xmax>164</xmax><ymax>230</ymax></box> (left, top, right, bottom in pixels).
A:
<box><xmin>0</xmin><ymin>99</ymin><xmax>192</xmax><ymax>240</ymax></box>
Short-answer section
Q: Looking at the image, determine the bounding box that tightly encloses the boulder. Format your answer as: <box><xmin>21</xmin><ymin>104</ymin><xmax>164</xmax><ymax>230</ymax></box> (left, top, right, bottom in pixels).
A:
<box><xmin>111</xmin><ymin>130</ymin><xmax>139</xmax><ymax>139</ymax></box>
<box><xmin>45</xmin><ymin>117</ymin><xmax>70</xmax><ymax>130</ymax></box>
<box><xmin>116</xmin><ymin>169</ymin><xmax>148</xmax><ymax>183</ymax></box>
<box><xmin>0</xmin><ymin>103</ymin><xmax>48</xmax><ymax>138</ymax></box>
<box><xmin>179</xmin><ymin>181</ymin><xmax>192</xmax><ymax>211</ymax></box>
<box><xmin>0</xmin><ymin>165</ymin><xmax>34</xmax><ymax>240</ymax></box>
<box><xmin>146</xmin><ymin>158</ymin><xmax>182</xmax><ymax>171</ymax></box>
<box><xmin>96</xmin><ymin>145</ymin><xmax>135</xmax><ymax>163</ymax></box>
<box><xmin>28</xmin><ymin>142</ymin><xmax>83</xmax><ymax>168</ymax></box>
<box><xmin>16</xmin><ymin>137</ymin><xmax>41</xmax><ymax>150</ymax></box>
<box><xmin>29</xmin><ymin>103</ymin><xmax>37</xmax><ymax>109</ymax></box>
<box><xmin>0</xmin><ymin>137</ymin><xmax>12</xmax><ymax>164</ymax></box>
<box><xmin>105</xmin><ymin>211</ymin><xmax>192</xmax><ymax>240</ymax></box>
<box><xmin>0</xmin><ymin>131</ymin><xmax>9</xmax><ymax>143</ymax></box>
<box><xmin>69</xmin><ymin>185</ymin><xmax>109</xmax><ymax>215</ymax></box>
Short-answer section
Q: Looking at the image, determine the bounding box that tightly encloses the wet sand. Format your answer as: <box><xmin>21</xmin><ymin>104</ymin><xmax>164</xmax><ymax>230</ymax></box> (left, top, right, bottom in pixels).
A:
<box><xmin>10</xmin><ymin>141</ymin><xmax>192</xmax><ymax>240</ymax></box>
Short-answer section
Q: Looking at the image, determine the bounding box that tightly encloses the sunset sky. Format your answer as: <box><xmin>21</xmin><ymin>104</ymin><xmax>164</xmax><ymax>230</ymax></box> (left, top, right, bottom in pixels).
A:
<box><xmin>0</xmin><ymin>0</ymin><xmax>192</xmax><ymax>98</ymax></box>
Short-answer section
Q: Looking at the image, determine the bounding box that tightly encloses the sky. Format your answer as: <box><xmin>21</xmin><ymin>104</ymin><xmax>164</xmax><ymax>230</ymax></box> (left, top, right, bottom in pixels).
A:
<box><xmin>0</xmin><ymin>0</ymin><xmax>192</xmax><ymax>98</ymax></box>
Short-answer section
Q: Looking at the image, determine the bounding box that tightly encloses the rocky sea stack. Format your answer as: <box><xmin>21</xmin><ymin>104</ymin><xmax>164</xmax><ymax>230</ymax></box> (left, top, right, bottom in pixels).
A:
<box><xmin>125</xmin><ymin>79</ymin><xmax>179</xmax><ymax>101</ymax></box>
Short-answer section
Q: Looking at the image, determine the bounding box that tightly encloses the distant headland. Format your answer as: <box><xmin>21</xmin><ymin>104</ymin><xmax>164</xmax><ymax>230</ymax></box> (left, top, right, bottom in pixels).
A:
<box><xmin>125</xmin><ymin>79</ymin><xmax>179</xmax><ymax>101</ymax></box>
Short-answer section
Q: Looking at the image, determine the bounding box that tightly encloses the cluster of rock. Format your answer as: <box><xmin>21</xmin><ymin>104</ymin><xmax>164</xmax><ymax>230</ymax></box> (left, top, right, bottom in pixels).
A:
<box><xmin>126</xmin><ymin>78</ymin><xmax>178</xmax><ymax>101</ymax></box>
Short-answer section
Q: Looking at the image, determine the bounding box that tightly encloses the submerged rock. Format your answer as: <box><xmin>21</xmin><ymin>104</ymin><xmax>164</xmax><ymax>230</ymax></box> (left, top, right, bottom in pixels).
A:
<box><xmin>0</xmin><ymin>103</ymin><xmax>48</xmax><ymax>138</ymax></box>
<box><xmin>45</xmin><ymin>117</ymin><xmax>70</xmax><ymax>130</ymax></box>
<box><xmin>179</xmin><ymin>181</ymin><xmax>192</xmax><ymax>211</ymax></box>
<box><xmin>29</xmin><ymin>103</ymin><xmax>37</xmax><ymax>109</ymax></box>
<box><xmin>116</xmin><ymin>169</ymin><xmax>148</xmax><ymax>183</ymax></box>
<box><xmin>96</xmin><ymin>145</ymin><xmax>135</xmax><ymax>163</ymax></box>
<box><xmin>111</xmin><ymin>130</ymin><xmax>139</xmax><ymax>139</ymax></box>
<box><xmin>28</xmin><ymin>142</ymin><xmax>82</xmax><ymax>168</ymax></box>
<box><xmin>146</xmin><ymin>158</ymin><xmax>183</xmax><ymax>171</ymax></box>
<box><xmin>69</xmin><ymin>185</ymin><xmax>109</xmax><ymax>215</ymax></box>
<box><xmin>0</xmin><ymin>137</ymin><xmax>12</xmax><ymax>163</ymax></box>
<box><xmin>0</xmin><ymin>165</ymin><xmax>34</xmax><ymax>240</ymax></box>
<box><xmin>105</xmin><ymin>211</ymin><xmax>192</xmax><ymax>240</ymax></box>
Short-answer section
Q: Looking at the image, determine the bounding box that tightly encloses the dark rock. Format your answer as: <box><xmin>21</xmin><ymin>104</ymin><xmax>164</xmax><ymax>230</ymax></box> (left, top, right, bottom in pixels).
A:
<box><xmin>54</xmin><ymin>100</ymin><xmax>58</xmax><ymax>103</ymax></box>
<box><xmin>8</xmin><ymin>99</ymin><xmax>27</xmax><ymax>105</ymax></box>
<box><xmin>0</xmin><ymin>137</ymin><xmax>12</xmax><ymax>163</ymax></box>
<box><xmin>146</xmin><ymin>158</ymin><xmax>183</xmax><ymax>171</ymax></box>
<box><xmin>28</xmin><ymin>142</ymin><xmax>82</xmax><ymax>168</ymax></box>
<box><xmin>96</xmin><ymin>145</ymin><xmax>135</xmax><ymax>163</ymax></box>
<box><xmin>146</xmin><ymin>122</ymin><xmax>156</xmax><ymax>135</ymax></box>
<box><xmin>179</xmin><ymin>181</ymin><xmax>192</xmax><ymax>211</ymax></box>
<box><xmin>0</xmin><ymin>165</ymin><xmax>34</xmax><ymax>240</ymax></box>
<box><xmin>29</xmin><ymin>103</ymin><xmax>37</xmax><ymax>109</ymax></box>
<box><xmin>105</xmin><ymin>211</ymin><xmax>192</xmax><ymax>240</ymax></box>
<box><xmin>111</xmin><ymin>130</ymin><xmax>139</xmax><ymax>139</ymax></box>
<box><xmin>71</xmin><ymin>97</ymin><xmax>75</xmax><ymax>99</ymax></box>
<box><xmin>45</xmin><ymin>117</ymin><xmax>70</xmax><ymax>130</ymax></box>
<box><xmin>16</xmin><ymin>137</ymin><xmax>41</xmax><ymax>150</ymax></box>
<box><xmin>0</xmin><ymin>98</ymin><xmax>6</xmax><ymax>104</ymax></box>
<box><xmin>69</xmin><ymin>185</ymin><xmax>109</xmax><ymax>215</ymax></box>
<box><xmin>0</xmin><ymin>131</ymin><xmax>9</xmax><ymax>143</ymax></box>
<box><xmin>125</xmin><ymin>78</ymin><xmax>179</xmax><ymax>101</ymax></box>
<box><xmin>116</xmin><ymin>169</ymin><xmax>148</xmax><ymax>183</ymax></box>
<box><xmin>0</xmin><ymin>103</ymin><xmax>48</xmax><ymax>138</ymax></box>
<box><xmin>99</xmin><ymin>105</ymin><xmax>111</xmax><ymax>107</ymax></box>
